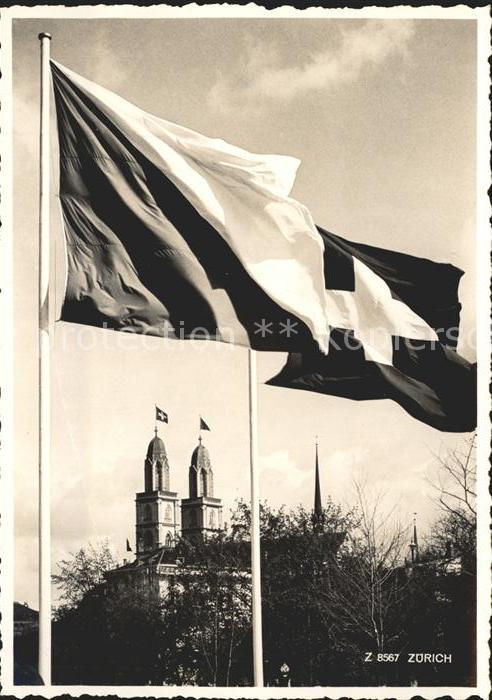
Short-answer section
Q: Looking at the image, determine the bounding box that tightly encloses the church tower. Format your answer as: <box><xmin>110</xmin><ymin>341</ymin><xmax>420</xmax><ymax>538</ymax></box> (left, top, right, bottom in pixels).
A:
<box><xmin>181</xmin><ymin>436</ymin><xmax>223</xmax><ymax>543</ymax></box>
<box><xmin>135</xmin><ymin>429</ymin><xmax>180</xmax><ymax>556</ymax></box>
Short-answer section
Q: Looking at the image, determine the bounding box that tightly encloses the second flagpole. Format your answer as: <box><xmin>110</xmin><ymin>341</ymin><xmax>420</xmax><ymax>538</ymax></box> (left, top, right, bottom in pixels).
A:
<box><xmin>248</xmin><ymin>348</ymin><xmax>264</xmax><ymax>686</ymax></box>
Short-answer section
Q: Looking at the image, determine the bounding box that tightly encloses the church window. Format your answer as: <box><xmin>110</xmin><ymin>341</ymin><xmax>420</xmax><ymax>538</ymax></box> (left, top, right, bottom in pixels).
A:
<box><xmin>144</xmin><ymin>530</ymin><xmax>153</xmax><ymax>550</ymax></box>
<box><xmin>200</xmin><ymin>470</ymin><xmax>207</xmax><ymax>496</ymax></box>
<box><xmin>190</xmin><ymin>510</ymin><xmax>197</xmax><ymax>526</ymax></box>
<box><xmin>209</xmin><ymin>510</ymin><xmax>215</xmax><ymax>529</ymax></box>
<box><xmin>144</xmin><ymin>504</ymin><xmax>152</xmax><ymax>521</ymax></box>
<box><xmin>165</xmin><ymin>504</ymin><xmax>172</xmax><ymax>522</ymax></box>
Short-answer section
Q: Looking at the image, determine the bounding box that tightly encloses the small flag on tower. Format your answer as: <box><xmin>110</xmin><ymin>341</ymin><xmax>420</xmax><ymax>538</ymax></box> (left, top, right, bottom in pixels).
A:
<box><xmin>156</xmin><ymin>406</ymin><xmax>168</xmax><ymax>423</ymax></box>
<box><xmin>126</xmin><ymin>538</ymin><xmax>132</xmax><ymax>552</ymax></box>
<box><xmin>200</xmin><ymin>416</ymin><xmax>211</xmax><ymax>431</ymax></box>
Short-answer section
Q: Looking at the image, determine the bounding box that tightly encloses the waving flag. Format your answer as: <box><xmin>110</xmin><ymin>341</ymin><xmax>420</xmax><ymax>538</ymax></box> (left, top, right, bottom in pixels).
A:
<box><xmin>200</xmin><ymin>416</ymin><xmax>211</xmax><ymax>431</ymax></box>
<box><xmin>155</xmin><ymin>406</ymin><xmax>168</xmax><ymax>423</ymax></box>
<box><xmin>50</xmin><ymin>61</ymin><xmax>330</xmax><ymax>353</ymax></box>
<box><xmin>267</xmin><ymin>227</ymin><xmax>476</xmax><ymax>432</ymax></box>
<box><xmin>50</xmin><ymin>61</ymin><xmax>475</xmax><ymax>431</ymax></box>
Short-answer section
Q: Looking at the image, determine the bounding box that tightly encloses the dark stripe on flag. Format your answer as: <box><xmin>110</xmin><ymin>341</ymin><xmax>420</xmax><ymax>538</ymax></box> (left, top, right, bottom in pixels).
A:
<box><xmin>267</xmin><ymin>329</ymin><xmax>476</xmax><ymax>432</ymax></box>
<box><xmin>322</xmin><ymin>237</ymin><xmax>355</xmax><ymax>291</ymax></box>
<box><xmin>52</xmin><ymin>63</ymin><xmax>315</xmax><ymax>352</ymax></box>
<box><xmin>378</xmin><ymin>346</ymin><xmax>476</xmax><ymax>433</ymax></box>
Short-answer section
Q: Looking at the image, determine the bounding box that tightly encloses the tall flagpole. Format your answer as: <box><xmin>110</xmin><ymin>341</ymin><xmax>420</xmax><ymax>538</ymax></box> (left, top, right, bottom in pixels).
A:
<box><xmin>38</xmin><ymin>31</ymin><xmax>52</xmax><ymax>685</ymax></box>
<box><xmin>248</xmin><ymin>348</ymin><xmax>264</xmax><ymax>686</ymax></box>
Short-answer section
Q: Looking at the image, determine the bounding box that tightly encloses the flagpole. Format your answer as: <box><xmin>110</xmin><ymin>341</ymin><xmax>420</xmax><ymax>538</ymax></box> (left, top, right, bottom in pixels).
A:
<box><xmin>38</xmin><ymin>31</ymin><xmax>52</xmax><ymax>685</ymax></box>
<box><xmin>248</xmin><ymin>348</ymin><xmax>264</xmax><ymax>686</ymax></box>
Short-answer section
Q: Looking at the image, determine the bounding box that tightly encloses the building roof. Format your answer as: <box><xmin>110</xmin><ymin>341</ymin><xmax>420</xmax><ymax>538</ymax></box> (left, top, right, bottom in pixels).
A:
<box><xmin>14</xmin><ymin>602</ymin><xmax>38</xmax><ymax>622</ymax></box>
<box><xmin>146</xmin><ymin>434</ymin><xmax>167</xmax><ymax>461</ymax></box>
<box><xmin>191</xmin><ymin>438</ymin><xmax>211</xmax><ymax>471</ymax></box>
<box><xmin>106</xmin><ymin>547</ymin><xmax>178</xmax><ymax>577</ymax></box>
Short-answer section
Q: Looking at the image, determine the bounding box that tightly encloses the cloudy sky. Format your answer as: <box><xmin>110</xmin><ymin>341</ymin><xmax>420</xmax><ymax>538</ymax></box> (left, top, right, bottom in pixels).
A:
<box><xmin>11</xmin><ymin>14</ymin><xmax>477</xmax><ymax>607</ymax></box>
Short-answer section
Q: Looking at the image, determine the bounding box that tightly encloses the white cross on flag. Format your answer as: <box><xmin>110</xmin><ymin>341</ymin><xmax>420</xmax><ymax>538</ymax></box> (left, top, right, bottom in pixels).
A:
<box><xmin>268</xmin><ymin>227</ymin><xmax>476</xmax><ymax>433</ymax></box>
<box><xmin>155</xmin><ymin>406</ymin><xmax>168</xmax><ymax>424</ymax></box>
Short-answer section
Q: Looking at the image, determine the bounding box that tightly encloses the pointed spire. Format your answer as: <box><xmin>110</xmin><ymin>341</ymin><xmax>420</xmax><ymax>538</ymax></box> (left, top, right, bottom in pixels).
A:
<box><xmin>314</xmin><ymin>438</ymin><xmax>322</xmax><ymax>518</ymax></box>
<box><xmin>312</xmin><ymin>437</ymin><xmax>324</xmax><ymax>531</ymax></box>
<box><xmin>413</xmin><ymin>513</ymin><xmax>419</xmax><ymax>563</ymax></box>
<box><xmin>409</xmin><ymin>512</ymin><xmax>420</xmax><ymax>564</ymax></box>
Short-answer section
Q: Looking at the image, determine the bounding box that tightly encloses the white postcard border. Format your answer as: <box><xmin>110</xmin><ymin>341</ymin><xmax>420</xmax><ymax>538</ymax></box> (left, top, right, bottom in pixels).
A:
<box><xmin>1</xmin><ymin>4</ymin><xmax>490</xmax><ymax>698</ymax></box>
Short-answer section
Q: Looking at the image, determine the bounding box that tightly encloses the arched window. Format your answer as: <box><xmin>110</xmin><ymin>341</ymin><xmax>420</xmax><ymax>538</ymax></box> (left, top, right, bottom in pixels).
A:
<box><xmin>144</xmin><ymin>530</ymin><xmax>153</xmax><ymax>550</ymax></box>
<box><xmin>156</xmin><ymin>463</ymin><xmax>163</xmax><ymax>491</ymax></box>
<box><xmin>144</xmin><ymin>504</ymin><xmax>152</xmax><ymax>521</ymax></box>
<box><xmin>165</xmin><ymin>504</ymin><xmax>172</xmax><ymax>522</ymax></box>
<box><xmin>200</xmin><ymin>470</ymin><xmax>207</xmax><ymax>496</ymax></box>
<box><xmin>190</xmin><ymin>509</ymin><xmax>197</xmax><ymax>526</ymax></box>
<box><xmin>209</xmin><ymin>510</ymin><xmax>215</xmax><ymax>529</ymax></box>
<box><xmin>165</xmin><ymin>533</ymin><xmax>173</xmax><ymax>548</ymax></box>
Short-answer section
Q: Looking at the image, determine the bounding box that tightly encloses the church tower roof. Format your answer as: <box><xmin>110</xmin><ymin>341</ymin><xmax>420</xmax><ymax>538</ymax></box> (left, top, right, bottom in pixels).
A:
<box><xmin>191</xmin><ymin>436</ymin><xmax>211</xmax><ymax>471</ymax></box>
<box><xmin>147</xmin><ymin>430</ymin><xmax>167</xmax><ymax>461</ymax></box>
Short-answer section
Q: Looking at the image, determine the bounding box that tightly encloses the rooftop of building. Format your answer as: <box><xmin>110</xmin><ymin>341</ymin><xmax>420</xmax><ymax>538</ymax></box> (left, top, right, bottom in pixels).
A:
<box><xmin>190</xmin><ymin>437</ymin><xmax>211</xmax><ymax>470</ymax></box>
<box><xmin>146</xmin><ymin>432</ymin><xmax>167</xmax><ymax>461</ymax></box>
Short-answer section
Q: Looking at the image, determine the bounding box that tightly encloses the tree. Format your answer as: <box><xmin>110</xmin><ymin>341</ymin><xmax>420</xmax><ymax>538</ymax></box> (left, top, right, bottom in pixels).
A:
<box><xmin>52</xmin><ymin>531</ymin><xmax>253</xmax><ymax>686</ymax></box>
<box><xmin>231</xmin><ymin>498</ymin><xmax>359</xmax><ymax>686</ymax></box>
<box><xmin>414</xmin><ymin>434</ymin><xmax>478</xmax><ymax>687</ymax></box>
<box><xmin>427</xmin><ymin>434</ymin><xmax>476</xmax><ymax>574</ymax></box>
<box><xmin>172</xmin><ymin>532</ymin><xmax>253</xmax><ymax>686</ymax></box>
<box><xmin>51</xmin><ymin>487</ymin><xmax>476</xmax><ymax>687</ymax></box>
<box><xmin>322</xmin><ymin>479</ymin><xmax>411</xmax><ymax>683</ymax></box>
<box><xmin>52</xmin><ymin>540</ymin><xmax>118</xmax><ymax>610</ymax></box>
<box><xmin>53</xmin><ymin>582</ymin><xmax>181</xmax><ymax>685</ymax></box>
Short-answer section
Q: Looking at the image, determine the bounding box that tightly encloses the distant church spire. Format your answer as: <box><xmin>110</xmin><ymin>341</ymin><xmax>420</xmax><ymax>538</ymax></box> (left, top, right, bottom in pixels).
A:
<box><xmin>409</xmin><ymin>513</ymin><xmax>420</xmax><ymax>564</ymax></box>
<box><xmin>312</xmin><ymin>438</ymin><xmax>324</xmax><ymax>531</ymax></box>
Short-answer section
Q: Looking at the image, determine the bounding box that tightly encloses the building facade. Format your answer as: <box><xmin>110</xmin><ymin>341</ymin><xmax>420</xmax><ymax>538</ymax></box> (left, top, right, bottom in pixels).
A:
<box><xmin>135</xmin><ymin>430</ymin><xmax>180</xmax><ymax>556</ymax></box>
<box><xmin>107</xmin><ymin>428</ymin><xmax>223</xmax><ymax>595</ymax></box>
<box><xmin>181</xmin><ymin>436</ymin><xmax>223</xmax><ymax>544</ymax></box>
<box><xmin>135</xmin><ymin>428</ymin><xmax>223</xmax><ymax>552</ymax></box>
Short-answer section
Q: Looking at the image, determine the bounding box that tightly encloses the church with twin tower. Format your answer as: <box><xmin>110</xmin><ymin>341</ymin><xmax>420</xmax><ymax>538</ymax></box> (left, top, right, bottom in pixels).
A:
<box><xmin>105</xmin><ymin>426</ymin><xmax>223</xmax><ymax>596</ymax></box>
<box><xmin>105</xmin><ymin>426</ymin><xmax>329</xmax><ymax>598</ymax></box>
<box><xmin>135</xmin><ymin>427</ymin><xmax>223</xmax><ymax>555</ymax></box>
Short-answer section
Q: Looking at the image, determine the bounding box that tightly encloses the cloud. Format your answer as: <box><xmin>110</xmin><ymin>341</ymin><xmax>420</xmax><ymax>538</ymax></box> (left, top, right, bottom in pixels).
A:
<box><xmin>13</xmin><ymin>90</ymin><xmax>38</xmax><ymax>159</ymax></box>
<box><xmin>89</xmin><ymin>33</ymin><xmax>133</xmax><ymax>94</ymax></box>
<box><xmin>260</xmin><ymin>449</ymin><xmax>310</xmax><ymax>507</ymax></box>
<box><xmin>208</xmin><ymin>20</ymin><xmax>415</xmax><ymax>113</ymax></box>
<box><xmin>324</xmin><ymin>446</ymin><xmax>369</xmax><ymax>499</ymax></box>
